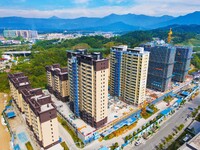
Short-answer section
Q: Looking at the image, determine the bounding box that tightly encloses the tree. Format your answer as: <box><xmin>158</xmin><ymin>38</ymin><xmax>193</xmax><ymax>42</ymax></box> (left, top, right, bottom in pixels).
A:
<box><xmin>114</xmin><ymin>142</ymin><xmax>119</xmax><ymax>148</ymax></box>
<box><xmin>125</xmin><ymin>136</ymin><xmax>129</xmax><ymax>142</ymax></box>
<box><xmin>159</xmin><ymin>143</ymin><xmax>164</xmax><ymax>149</ymax></box>
<box><xmin>133</xmin><ymin>131</ymin><xmax>137</xmax><ymax>136</ymax></box>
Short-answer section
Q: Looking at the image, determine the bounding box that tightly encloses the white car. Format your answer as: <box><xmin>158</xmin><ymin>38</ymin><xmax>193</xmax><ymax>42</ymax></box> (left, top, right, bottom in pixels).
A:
<box><xmin>135</xmin><ymin>139</ymin><xmax>142</xmax><ymax>146</ymax></box>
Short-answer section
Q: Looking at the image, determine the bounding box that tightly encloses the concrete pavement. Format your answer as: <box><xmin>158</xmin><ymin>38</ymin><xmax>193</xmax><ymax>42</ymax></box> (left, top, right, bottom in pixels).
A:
<box><xmin>58</xmin><ymin>123</ymin><xmax>79</xmax><ymax>150</ymax></box>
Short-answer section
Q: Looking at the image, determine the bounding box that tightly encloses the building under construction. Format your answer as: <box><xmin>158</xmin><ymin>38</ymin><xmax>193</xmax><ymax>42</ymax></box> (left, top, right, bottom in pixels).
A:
<box><xmin>142</xmin><ymin>41</ymin><xmax>176</xmax><ymax>92</ymax></box>
<box><xmin>172</xmin><ymin>46</ymin><xmax>193</xmax><ymax>82</ymax></box>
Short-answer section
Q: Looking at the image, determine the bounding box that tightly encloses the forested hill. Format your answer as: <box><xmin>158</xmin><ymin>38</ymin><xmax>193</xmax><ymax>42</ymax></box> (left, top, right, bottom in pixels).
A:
<box><xmin>1</xmin><ymin>25</ymin><xmax>200</xmax><ymax>93</ymax></box>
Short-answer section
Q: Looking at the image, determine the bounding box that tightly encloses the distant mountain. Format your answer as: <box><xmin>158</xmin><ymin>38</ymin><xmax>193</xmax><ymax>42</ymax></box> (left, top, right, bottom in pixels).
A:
<box><xmin>152</xmin><ymin>11</ymin><xmax>200</xmax><ymax>28</ymax></box>
<box><xmin>0</xmin><ymin>11</ymin><xmax>200</xmax><ymax>32</ymax></box>
<box><xmin>81</xmin><ymin>22</ymin><xmax>144</xmax><ymax>32</ymax></box>
<box><xmin>95</xmin><ymin>13</ymin><xmax>174</xmax><ymax>27</ymax></box>
<box><xmin>48</xmin><ymin>16</ymin><xmax>61</xmax><ymax>19</ymax></box>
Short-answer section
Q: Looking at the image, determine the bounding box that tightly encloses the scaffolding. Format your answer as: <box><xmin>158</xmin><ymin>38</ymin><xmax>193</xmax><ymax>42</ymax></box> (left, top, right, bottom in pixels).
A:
<box><xmin>112</xmin><ymin>51</ymin><xmax>123</xmax><ymax>97</ymax></box>
<box><xmin>172</xmin><ymin>47</ymin><xmax>193</xmax><ymax>82</ymax></box>
<box><xmin>144</xmin><ymin>45</ymin><xmax>176</xmax><ymax>91</ymax></box>
<box><xmin>71</xmin><ymin>57</ymin><xmax>80</xmax><ymax>117</ymax></box>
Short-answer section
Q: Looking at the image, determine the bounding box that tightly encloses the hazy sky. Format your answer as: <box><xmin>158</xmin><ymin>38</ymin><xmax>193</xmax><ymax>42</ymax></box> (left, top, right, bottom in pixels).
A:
<box><xmin>0</xmin><ymin>0</ymin><xmax>200</xmax><ymax>18</ymax></box>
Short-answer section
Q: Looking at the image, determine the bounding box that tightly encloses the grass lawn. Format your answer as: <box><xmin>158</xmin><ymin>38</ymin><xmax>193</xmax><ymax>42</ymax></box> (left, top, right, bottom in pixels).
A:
<box><xmin>60</xmin><ymin>142</ymin><xmax>69</xmax><ymax>150</ymax></box>
<box><xmin>25</xmin><ymin>142</ymin><xmax>34</xmax><ymax>150</ymax></box>
<box><xmin>57</xmin><ymin>116</ymin><xmax>84</xmax><ymax>148</ymax></box>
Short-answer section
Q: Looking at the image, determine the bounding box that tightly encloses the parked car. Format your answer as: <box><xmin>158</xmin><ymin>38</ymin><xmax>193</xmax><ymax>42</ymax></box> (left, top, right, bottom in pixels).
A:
<box><xmin>135</xmin><ymin>139</ymin><xmax>142</xmax><ymax>146</ymax></box>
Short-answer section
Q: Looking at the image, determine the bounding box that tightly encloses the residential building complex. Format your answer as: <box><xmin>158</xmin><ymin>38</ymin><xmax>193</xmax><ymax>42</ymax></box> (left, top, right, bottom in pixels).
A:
<box><xmin>8</xmin><ymin>73</ymin><xmax>31</xmax><ymax>112</ymax></box>
<box><xmin>172</xmin><ymin>46</ymin><xmax>193</xmax><ymax>82</ymax></box>
<box><xmin>142</xmin><ymin>41</ymin><xmax>176</xmax><ymax>92</ymax></box>
<box><xmin>110</xmin><ymin>46</ymin><xmax>149</xmax><ymax>106</ymax></box>
<box><xmin>46</xmin><ymin>64</ymin><xmax>69</xmax><ymax>102</ymax></box>
<box><xmin>3</xmin><ymin>30</ymin><xmax>38</xmax><ymax>39</ymax></box>
<box><xmin>67</xmin><ymin>49</ymin><xmax>109</xmax><ymax>128</ymax></box>
<box><xmin>8</xmin><ymin>73</ymin><xmax>60</xmax><ymax>149</ymax></box>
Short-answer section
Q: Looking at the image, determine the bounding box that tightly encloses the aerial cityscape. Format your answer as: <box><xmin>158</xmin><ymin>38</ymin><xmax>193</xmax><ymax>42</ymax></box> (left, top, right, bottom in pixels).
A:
<box><xmin>0</xmin><ymin>1</ymin><xmax>200</xmax><ymax>150</ymax></box>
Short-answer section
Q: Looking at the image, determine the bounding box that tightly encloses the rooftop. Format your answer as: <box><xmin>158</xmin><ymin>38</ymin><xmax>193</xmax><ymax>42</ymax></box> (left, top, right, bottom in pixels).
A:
<box><xmin>40</xmin><ymin>103</ymin><xmax>54</xmax><ymax>112</ymax></box>
<box><xmin>8</xmin><ymin>73</ymin><xmax>30</xmax><ymax>89</ymax></box>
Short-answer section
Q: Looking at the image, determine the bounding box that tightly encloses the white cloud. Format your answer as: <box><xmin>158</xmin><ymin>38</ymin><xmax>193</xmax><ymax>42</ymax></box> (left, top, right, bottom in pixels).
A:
<box><xmin>0</xmin><ymin>0</ymin><xmax>200</xmax><ymax>18</ymax></box>
<box><xmin>73</xmin><ymin>0</ymin><xmax>90</xmax><ymax>4</ymax></box>
<box><xmin>108</xmin><ymin>0</ymin><xmax>126</xmax><ymax>3</ymax></box>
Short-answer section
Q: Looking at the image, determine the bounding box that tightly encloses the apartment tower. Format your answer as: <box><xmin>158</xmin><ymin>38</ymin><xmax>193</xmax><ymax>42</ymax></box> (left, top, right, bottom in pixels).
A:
<box><xmin>141</xmin><ymin>40</ymin><xmax>176</xmax><ymax>92</ymax></box>
<box><xmin>172</xmin><ymin>46</ymin><xmax>193</xmax><ymax>82</ymax></box>
<box><xmin>46</xmin><ymin>64</ymin><xmax>69</xmax><ymax>102</ymax></box>
<box><xmin>110</xmin><ymin>46</ymin><xmax>149</xmax><ymax>106</ymax></box>
<box><xmin>67</xmin><ymin>49</ymin><xmax>109</xmax><ymax>128</ymax></box>
<box><xmin>8</xmin><ymin>73</ymin><xmax>60</xmax><ymax>149</ymax></box>
<box><xmin>8</xmin><ymin>73</ymin><xmax>31</xmax><ymax>112</ymax></box>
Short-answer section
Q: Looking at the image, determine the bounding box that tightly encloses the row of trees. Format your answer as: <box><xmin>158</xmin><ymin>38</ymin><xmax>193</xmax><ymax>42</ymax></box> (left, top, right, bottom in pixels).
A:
<box><xmin>157</xmin><ymin>124</ymin><xmax>185</xmax><ymax>150</ymax></box>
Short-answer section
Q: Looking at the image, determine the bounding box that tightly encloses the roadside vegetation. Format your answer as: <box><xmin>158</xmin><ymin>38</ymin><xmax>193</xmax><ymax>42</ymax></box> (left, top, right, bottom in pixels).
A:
<box><xmin>156</xmin><ymin>124</ymin><xmax>186</xmax><ymax>150</ymax></box>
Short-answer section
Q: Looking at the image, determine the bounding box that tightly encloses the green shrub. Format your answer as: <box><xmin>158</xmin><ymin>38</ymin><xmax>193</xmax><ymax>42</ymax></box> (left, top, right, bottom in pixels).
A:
<box><xmin>25</xmin><ymin>142</ymin><xmax>33</xmax><ymax>150</ymax></box>
<box><xmin>60</xmin><ymin>142</ymin><xmax>69</xmax><ymax>150</ymax></box>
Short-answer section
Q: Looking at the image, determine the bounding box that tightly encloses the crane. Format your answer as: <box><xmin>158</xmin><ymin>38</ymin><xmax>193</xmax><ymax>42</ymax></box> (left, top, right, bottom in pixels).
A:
<box><xmin>167</xmin><ymin>28</ymin><xmax>173</xmax><ymax>43</ymax></box>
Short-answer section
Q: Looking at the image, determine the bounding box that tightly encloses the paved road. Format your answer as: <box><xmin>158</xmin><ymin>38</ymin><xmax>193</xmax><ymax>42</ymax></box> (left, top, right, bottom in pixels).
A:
<box><xmin>58</xmin><ymin>123</ymin><xmax>79</xmax><ymax>150</ymax></box>
<box><xmin>126</xmin><ymin>93</ymin><xmax>200</xmax><ymax>150</ymax></box>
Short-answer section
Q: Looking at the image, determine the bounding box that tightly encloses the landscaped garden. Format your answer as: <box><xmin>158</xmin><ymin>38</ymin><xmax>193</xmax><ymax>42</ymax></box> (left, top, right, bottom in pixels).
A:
<box><xmin>60</xmin><ymin>141</ymin><xmax>69</xmax><ymax>150</ymax></box>
<box><xmin>163</xmin><ymin>96</ymin><xmax>173</xmax><ymax>104</ymax></box>
<box><xmin>104</xmin><ymin>122</ymin><xmax>137</xmax><ymax>140</ymax></box>
<box><xmin>141</xmin><ymin>104</ymin><xmax>159</xmax><ymax>119</ymax></box>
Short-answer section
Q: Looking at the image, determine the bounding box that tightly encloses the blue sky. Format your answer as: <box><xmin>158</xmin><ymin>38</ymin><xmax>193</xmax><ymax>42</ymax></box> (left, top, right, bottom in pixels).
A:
<box><xmin>0</xmin><ymin>0</ymin><xmax>199</xmax><ymax>18</ymax></box>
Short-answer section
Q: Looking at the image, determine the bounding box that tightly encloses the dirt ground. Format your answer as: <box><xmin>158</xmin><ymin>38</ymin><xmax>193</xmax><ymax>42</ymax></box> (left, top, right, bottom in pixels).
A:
<box><xmin>0</xmin><ymin>93</ymin><xmax>11</xmax><ymax>150</ymax></box>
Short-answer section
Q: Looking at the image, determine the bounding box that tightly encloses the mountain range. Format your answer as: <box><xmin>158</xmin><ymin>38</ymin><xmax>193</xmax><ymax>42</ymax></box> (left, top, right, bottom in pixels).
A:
<box><xmin>0</xmin><ymin>11</ymin><xmax>200</xmax><ymax>32</ymax></box>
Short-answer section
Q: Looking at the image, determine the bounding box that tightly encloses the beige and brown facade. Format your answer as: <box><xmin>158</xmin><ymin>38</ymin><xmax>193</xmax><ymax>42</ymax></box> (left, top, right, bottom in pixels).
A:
<box><xmin>110</xmin><ymin>46</ymin><xmax>149</xmax><ymax>106</ymax></box>
<box><xmin>8</xmin><ymin>73</ymin><xmax>60</xmax><ymax>149</ymax></box>
<box><xmin>46</xmin><ymin>64</ymin><xmax>69</xmax><ymax>102</ymax></box>
<box><xmin>67</xmin><ymin>50</ymin><xmax>109</xmax><ymax>128</ymax></box>
<box><xmin>8</xmin><ymin>73</ymin><xmax>31</xmax><ymax>112</ymax></box>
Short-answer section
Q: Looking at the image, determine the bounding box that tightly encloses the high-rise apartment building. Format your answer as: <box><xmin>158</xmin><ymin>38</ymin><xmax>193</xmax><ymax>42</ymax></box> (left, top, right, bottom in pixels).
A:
<box><xmin>142</xmin><ymin>41</ymin><xmax>176</xmax><ymax>92</ymax></box>
<box><xmin>110</xmin><ymin>46</ymin><xmax>149</xmax><ymax>106</ymax></box>
<box><xmin>46</xmin><ymin>64</ymin><xmax>69</xmax><ymax>102</ymax></box>
<box><xmin>172</xmin><ymin>46</ymin><xmax>193</xmax><ymax>82</ymax></box>
<box><xmin>8</xmin><ymin>73</ymin><xmax>31</xmax><ymax>112</ymax></box>
<box><xmin>8</xmin><ymin>73</ymin><xmax>60</xmax><ymax>149</ymax></box>
<box><xmin>3</xmin><ymin>30</ymin><xmax>38</xmax><ymax>39</ymax></box>
<box><xmin>67</xmin><ymin>50</ymin><xmax>109</xmax><ymax>128</ymax></box>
